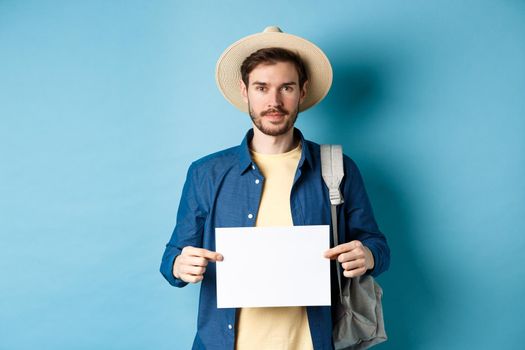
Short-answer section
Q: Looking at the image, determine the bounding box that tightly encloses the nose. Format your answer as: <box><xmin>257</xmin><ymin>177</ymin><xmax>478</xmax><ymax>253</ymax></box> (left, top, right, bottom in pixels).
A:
<box><xmin>267</xmin><ymin>89</ymin><xmax>283</xmax><ymax>108</ymax></box>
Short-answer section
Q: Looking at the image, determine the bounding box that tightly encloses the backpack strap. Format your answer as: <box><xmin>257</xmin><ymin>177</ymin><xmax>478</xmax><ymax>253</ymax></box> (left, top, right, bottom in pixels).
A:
<box><xmin>320</xmin><ymin>144</ymin><xmax>345</xmax><ymax>207</ymax></box>
<box><xmin>320</xmin><ymin>144</ymin><xmax>345</xmax><ymax>301</ymax></box>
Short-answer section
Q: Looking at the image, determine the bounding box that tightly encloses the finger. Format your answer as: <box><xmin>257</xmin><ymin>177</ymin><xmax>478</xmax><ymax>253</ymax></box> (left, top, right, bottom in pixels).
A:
<box><xmin>186</xmin><ymin>256</ymin><xmax>209</xmax><ymax>267</ymax></box>
<box><xmin>324</xmin><ymin>241</ymin><xmax>362</xmax><ymax>259</ymax></box>
<box><xmin>324</xmin><ymin>244</ymin><xmax>351</xmax><ymax>259</ymax></box>
<box><xmin>185</xmin><ymin>247</ymin><xmax>223</xmax><ymax>262</ymax></box>
<box><xmin>343</xmin><ymin>266</ymin><xmax>366</xmax><ymax>278</ymax></box>
<box><xmin>182</xmin><ymin>265</ymin><xmax>206</xmax><ymax>276</ymax></box>
<box><xmin>200</xmin><ymin>249</ymin><xmax>224</xmax><ymax>262</ymax></box>
<box><xmin>182</xmin><ymin>246</ymin><xmax>206</xmax><ymax>257</ymax></box>
<box><xmin>342</xmin><ymin>259</ymin><xmax>366</xmax><ymax>271</ymax></box>
<box><xmin>338</xmin><ymin>249</ymin><xmax>365</xmax><ymax>263</ymax></box>
<box><xmin>181</xmin><ymin>274</ymin><xmax>204</xmax><ymax>284</ymax></box>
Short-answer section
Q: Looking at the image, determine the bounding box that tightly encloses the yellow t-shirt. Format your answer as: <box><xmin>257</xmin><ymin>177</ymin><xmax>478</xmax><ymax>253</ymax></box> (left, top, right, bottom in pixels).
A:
<box><xmin>235</xmin><ymin>143</ymin><xmax>314</xmax><ymax>350</ymax></box>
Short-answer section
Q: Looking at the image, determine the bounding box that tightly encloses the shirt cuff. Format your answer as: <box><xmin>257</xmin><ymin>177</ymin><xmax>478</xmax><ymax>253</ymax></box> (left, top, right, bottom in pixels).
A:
<box><xmin>160</xmin><ymin>251</ymin><xmax>188</xmax><ymax>288</ymax></box>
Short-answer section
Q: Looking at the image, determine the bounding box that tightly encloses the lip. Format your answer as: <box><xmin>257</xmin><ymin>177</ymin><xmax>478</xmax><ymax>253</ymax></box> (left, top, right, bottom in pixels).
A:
<box><xmin>264</xmin><ymin>114</ymin><xmax>285</xmax><ymax>122</ymax></box>
<box><xmin>265</xmin><ymin>113</ymin><xmax>285</xmax><ymax>117</ymax></box>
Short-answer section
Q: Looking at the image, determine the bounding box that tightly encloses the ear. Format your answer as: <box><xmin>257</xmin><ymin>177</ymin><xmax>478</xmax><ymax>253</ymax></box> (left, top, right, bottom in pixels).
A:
<box><xmin>240</xmin><ymin>79</ymin><xmax>248</xmax><ymax>103</ymax></box>
<box><xmin>299</xmin><ymin>80</ymin><xmax>309</xmax><ymax>104</ymax></box>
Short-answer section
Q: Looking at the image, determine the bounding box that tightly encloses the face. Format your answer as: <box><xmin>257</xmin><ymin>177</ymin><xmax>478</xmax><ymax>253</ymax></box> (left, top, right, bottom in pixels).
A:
<box><xmin>241</xmin><ymin>61</ymin><xmax>308</xmax><ymax>137</ymax></box>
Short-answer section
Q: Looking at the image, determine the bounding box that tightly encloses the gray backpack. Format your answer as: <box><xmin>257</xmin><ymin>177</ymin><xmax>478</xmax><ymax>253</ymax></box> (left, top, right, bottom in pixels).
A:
<box><xmin>320</xmin><ymin>145</ymin><xmax>387</xmax><ymax>350</ymax></box>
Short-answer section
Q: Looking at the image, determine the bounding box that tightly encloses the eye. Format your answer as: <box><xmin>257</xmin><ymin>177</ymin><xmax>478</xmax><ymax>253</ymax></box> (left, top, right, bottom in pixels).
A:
<box><xmin>255</xmin><ymin>86</ymin><xmax>266</xmax><ymax>92</ymax></box>
<box><xmin>281</xmin><ymin>86</ymin><xmax>293</xmax><ymax>92</ymax></box>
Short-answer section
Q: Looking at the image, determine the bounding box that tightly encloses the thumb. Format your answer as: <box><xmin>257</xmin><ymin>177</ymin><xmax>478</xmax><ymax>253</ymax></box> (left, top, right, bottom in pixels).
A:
<box><xmin>202</xmin><ymin>249</ymin><xmax>224</xmax><ymax>262</ymax></box>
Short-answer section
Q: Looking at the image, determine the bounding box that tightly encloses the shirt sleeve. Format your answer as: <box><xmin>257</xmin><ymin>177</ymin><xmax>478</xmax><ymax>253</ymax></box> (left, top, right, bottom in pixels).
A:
<box><xmin>159</xmin><ymin>162</ymin><xmax>207</xmax><ymax>287</ymax></box>
<box><xmin>342</xmin><ymin>156</ymin><xmax>390</xmax><ymax>277</ymax></box>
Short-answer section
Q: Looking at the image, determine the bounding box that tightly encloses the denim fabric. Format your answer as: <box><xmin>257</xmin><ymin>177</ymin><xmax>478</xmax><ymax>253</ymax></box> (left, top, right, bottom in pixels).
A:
<box><xmin>160</xmin><ymin>128</ymin><xmax>390</xmax><ymax>350</ymax></box>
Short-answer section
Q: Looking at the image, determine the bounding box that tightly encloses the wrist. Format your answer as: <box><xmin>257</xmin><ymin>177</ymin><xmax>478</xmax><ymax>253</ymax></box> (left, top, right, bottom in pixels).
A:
<box><xmin>173</xmin><ymin>255</ymin><xmax>181</xmax><ymax>279</ymax></box>
<box><xmin>364</xmin><ymin>246</ymin><xmax>375</xmax><ymax>270</ymax></box>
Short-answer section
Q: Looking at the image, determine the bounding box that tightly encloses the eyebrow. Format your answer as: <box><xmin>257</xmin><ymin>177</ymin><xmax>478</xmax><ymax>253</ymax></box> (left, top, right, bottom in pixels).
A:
<box><xmin>251</xmin><ymin>81</ymin><xmax>297</xmax><ymax>86</ymax></box>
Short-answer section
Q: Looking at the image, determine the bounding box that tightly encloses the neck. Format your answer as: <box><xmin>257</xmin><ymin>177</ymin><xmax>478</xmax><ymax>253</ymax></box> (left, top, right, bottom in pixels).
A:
<box><xmin>250</xmin><ymin>126</ymin><xmax>298</xmax><ymax>154</ymax></box>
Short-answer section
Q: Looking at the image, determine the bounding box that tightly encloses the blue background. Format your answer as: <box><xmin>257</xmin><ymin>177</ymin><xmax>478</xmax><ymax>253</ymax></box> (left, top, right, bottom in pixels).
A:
<box><xmin>1</xmin><ymin>1</ymin><xmax>524</xmax><ymax>349</ymax></box>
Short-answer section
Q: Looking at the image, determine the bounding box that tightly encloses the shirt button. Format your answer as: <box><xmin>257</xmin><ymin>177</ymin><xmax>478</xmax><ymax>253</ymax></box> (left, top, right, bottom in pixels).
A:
<box><xmin>255</xmin><ymin>179</ymin><xmax>260</xmax><ymax>184</ymax></box>
<box><xmin>228</xmin><ymin>324</ymin><xmax>233</xmax><ymax>330</ymax></box>
<box><xmin>248</xmin><ymin>213</ymin><xmax>253</xmax><ymax>219</ymax></box>
<box><xmin>251</xmin><ymin>165</ymin><xmax>256</xmax><ymax>170</ymax></box>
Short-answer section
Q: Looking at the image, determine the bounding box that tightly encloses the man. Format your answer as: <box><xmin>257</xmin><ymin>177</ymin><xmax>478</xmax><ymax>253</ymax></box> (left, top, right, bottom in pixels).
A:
<box><xmin>160</xmin><ymin>26</ymin><xmax>390</xmax><ymax>350</ymax></box>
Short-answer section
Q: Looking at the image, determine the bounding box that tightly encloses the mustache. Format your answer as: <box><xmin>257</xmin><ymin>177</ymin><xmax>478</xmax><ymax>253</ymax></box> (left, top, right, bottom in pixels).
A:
<box><xmin>261</xmin><ymin>106</ymin><xmax>288</xmax><ymax>116</ymax></box>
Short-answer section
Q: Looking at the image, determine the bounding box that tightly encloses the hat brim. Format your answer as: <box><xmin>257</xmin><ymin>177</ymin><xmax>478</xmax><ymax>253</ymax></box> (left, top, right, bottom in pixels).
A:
<box><xmin>216</xmin><ymin>31</ymin><xmax>333</xmax><ymax>113</ymax></box>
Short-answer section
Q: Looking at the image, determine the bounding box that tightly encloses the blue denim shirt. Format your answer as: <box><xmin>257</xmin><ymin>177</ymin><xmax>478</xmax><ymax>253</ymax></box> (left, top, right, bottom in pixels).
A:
<box><xmin>160</xmin><ymin>128</ymin><xmax>390</xmax><ymax>350</ymax></box>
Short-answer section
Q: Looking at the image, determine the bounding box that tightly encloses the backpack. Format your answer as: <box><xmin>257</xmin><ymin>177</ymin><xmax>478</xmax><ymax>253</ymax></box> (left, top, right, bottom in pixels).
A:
<box><xmin>320</xmin><ymin>145</ymin><xmax>387</xmax><ymax>350</ymax></box>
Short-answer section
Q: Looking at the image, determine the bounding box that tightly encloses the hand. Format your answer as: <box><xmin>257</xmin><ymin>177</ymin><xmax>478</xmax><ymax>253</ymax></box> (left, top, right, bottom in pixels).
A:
<box><xmin>324</xmin><ymin>241</ymin><xmax>374</xmax><ymax>278</ymax></box>
<box><xmin>173</xmin><ymin>246</ymin><xmax>223</xmax><ymax>283</ymax></box>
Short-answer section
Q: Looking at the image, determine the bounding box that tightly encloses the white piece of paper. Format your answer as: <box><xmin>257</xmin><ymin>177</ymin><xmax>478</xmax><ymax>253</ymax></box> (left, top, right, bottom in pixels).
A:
<box><xmin>215</xmin><ymin>225</ymin><xmax>331</xmax><ymax>308</ymax></box>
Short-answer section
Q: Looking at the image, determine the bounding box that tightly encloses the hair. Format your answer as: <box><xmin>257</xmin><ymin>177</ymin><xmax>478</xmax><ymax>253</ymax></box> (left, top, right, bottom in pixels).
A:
<box><xmin>240</xmin><ymin>47</ymin><xmax>308</xmax><ymax>89</ymax></box>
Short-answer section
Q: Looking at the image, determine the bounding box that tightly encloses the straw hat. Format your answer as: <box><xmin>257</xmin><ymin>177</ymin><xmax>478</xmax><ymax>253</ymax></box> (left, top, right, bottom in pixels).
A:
<box><xmin>215</xmin><ymin>26</ymin><xmax>333</xmax><ymax>113</ymax></box>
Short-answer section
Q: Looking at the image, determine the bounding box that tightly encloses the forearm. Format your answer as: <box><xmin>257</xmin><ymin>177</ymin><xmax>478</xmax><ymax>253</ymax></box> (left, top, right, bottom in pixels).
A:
<box><xmin>160</xmin><ymin>162</ymin><xmax>207</xmax><ymax>287</ymax></box>
<box><xmin>342</xmin><ymin>158</ymin><xmax>390</xmax><ymax>277</ymax></box>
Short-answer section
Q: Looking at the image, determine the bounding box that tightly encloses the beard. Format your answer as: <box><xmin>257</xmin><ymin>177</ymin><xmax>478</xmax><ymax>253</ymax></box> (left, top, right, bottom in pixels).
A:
<box><xmin>248</xmin><ymin>101</ymin><xmax>300</xmax><ymax>137</ymax></box>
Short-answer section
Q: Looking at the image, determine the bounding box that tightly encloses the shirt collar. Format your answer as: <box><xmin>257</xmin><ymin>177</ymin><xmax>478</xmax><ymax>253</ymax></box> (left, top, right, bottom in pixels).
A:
<box><xmin>238</xmin><ymin>128</ymin><xmax>313</xmax><ymax>175</ymax></box>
